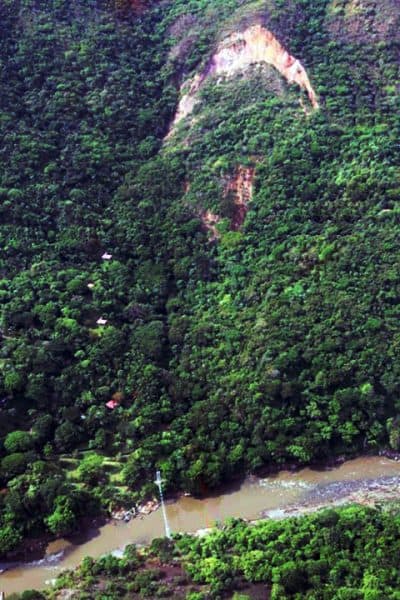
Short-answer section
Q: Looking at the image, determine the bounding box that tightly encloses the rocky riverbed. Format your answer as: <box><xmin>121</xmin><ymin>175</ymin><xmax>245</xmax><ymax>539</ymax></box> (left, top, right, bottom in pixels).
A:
<box><xmin>261</xmin><ymin>475</ymin><xmax>400</xmax><ymax>519</ymax></box>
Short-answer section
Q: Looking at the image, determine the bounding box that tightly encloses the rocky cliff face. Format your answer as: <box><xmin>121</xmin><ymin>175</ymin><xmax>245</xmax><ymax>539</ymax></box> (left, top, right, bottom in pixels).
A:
<box><xmin>170</xmin><ymin>24</ymin><xmax>319</xmax><ymax>132</ymax></box>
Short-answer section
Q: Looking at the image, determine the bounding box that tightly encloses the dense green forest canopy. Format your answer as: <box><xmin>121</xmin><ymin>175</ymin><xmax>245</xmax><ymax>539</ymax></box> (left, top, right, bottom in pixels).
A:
<box><xmin>0</xmin><ymin>0</ymin><xmax>399</xmax><ymax>552</ymax></box>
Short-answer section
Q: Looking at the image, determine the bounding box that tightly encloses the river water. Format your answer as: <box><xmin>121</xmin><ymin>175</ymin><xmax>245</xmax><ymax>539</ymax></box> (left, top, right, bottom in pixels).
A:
<box><xmin>1</xmin><ymin>456</ymin><xmax>400</xmax><ymax>595</ymax></box>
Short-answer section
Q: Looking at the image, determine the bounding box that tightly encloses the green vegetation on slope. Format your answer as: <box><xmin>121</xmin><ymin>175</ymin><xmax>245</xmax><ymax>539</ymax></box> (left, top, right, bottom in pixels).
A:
<box><xmin>0</xmin><ymin>0</ymin><xmax>399</xmax><ymax>553</ymax></box>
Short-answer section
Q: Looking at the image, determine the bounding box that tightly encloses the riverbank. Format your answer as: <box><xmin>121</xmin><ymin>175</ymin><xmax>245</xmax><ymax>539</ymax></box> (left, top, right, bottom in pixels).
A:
<box><xmin>260</xmin><ymin>475</ymin><xmax>400</xmax><ymax>520</ymax></box>
<box><xmin>9</xmin><ymin>497</ymin><xmax>400</xmax><ymax>600</ymax></box>
<box><xmin>1</xmin><ymin>455</ymin><xmax>400</xmax><ymax>595</ymax></box>
<box><xmin>1</xmin><ymin>515</ymin><xmax>108</xmax><ymax>565</ymax></box>
<box><xmin>2</xmin><ymin>450</ymin><xmax>398</xmax><ymax>564</ymax></box>
<box><xmin>1</xmin><ymin>498</ymin><xmax>162</xmax><ymax>565</ymax></box>
<box><xmin>190</xmin><ymin>474</ymin><xmax>400</xmax><ymax>537</ymax></box>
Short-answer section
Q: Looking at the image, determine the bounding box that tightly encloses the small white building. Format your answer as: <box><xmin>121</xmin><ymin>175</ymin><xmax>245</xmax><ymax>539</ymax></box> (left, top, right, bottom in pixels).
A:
<box><xmin>96</xmin><ymin>317</ymin><xmax>108</xmax><ymax>326</ymax></box>
<box><xmin>102</xmin><ymin>252</ymin><xmax>112</xmax><ymax>260</ymax></box>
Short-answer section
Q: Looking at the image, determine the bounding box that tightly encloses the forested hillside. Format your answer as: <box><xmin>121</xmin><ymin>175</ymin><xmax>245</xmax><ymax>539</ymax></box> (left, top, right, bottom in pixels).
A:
<box><xmin>0</xmin><ymin>0</ymin><xmax>399</xmax><ymax>553</ymax></box>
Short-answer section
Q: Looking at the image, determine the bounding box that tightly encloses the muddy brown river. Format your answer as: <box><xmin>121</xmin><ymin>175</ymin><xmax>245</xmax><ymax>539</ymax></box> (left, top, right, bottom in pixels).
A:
<box><xmin>1</xmin><ymin>456</ymin><xmax>400</xmax><ymax>595</ymax></box>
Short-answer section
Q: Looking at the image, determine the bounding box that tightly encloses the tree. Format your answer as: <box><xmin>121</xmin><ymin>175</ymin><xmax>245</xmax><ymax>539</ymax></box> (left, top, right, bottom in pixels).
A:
<box><xmin>32</xmin><ymin>414</ymin><xmax>54</xmax><ymax>444</ymax></box>
<box><xmin>46</xmin><ymin>495</ymin><xmax>77</xmax><ymax>536</ymax></box>
<box><xmin>4</xmin><ymin>370</ymin><xmax>24</xmax><ymax>392</ymax></box>
<box><xmin>77</xmin><ymin>453</ymin><xmax>104</xmax><ymax>485</ymax></box>
<box><xmin>19</xmin><ymin>592</ymin><xmax>46</xmax><ymax>600</ymax></box>
<box><xmin>131</xmin><ymin>321</ymin><xmax>165</xmax><ymax>360</ymax></box>
<box><xmin>4</xmin><ymin>430</ymin><xmax>34</xmax><ymax>453</ymax></box>
<box><xmin>54</xmin><ymin>422</ymin><xmax>82</xmax><ymax>452</ymax></box>
<box><xmin>0</xmin><ymin>525</ymin><xmax>22</xmax><ymax>554</ymax></box>
<box><xmin>1</xmin><ymin>452</ymin><xmax>30</xmax><ymax>479</ymax></box>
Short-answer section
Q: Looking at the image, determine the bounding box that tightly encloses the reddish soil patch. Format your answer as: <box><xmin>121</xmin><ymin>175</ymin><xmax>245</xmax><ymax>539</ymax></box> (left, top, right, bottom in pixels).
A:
<box><xmin>114</xmin><ymin>0</ymin><xmax>153</xmax><ymax>14</ymax></box>
<box><xmin>225</xmin><ymin>166</ymin><xmax>255</xmax><ymax>230</ymax></box>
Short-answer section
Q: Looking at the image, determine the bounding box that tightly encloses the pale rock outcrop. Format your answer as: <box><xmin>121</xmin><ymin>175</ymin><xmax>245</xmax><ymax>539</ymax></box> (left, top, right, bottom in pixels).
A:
<box><xmin>171</xmin><ymin>24</ymin><xmax>318</xmax><ymax>132</ymax></box>
<box><xmin>201</xmin><ymin>209</ymin><xmax>221</xmax><ymax>241</ymax></box>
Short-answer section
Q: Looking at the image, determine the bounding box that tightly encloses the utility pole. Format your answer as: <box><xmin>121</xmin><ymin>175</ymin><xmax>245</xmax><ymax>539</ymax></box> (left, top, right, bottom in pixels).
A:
<box><xmin>155</xmin><ymin>470</ymin><xmax>171</xmax><ymax>539</ymax></box>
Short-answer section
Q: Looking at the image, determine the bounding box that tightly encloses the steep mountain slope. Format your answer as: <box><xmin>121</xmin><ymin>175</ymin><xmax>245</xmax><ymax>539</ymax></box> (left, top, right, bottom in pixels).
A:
<box><xmin>0</xmin><ymin>0</ymin><xmax>399</xmax><ymax>553</ymax></box>
<box><xmin>154</xmin><ymin>0</ymin><xmax>400</xmax><ymax>489</ymax></box>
